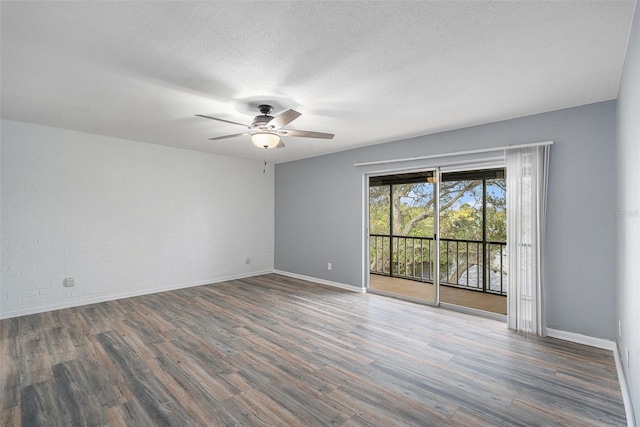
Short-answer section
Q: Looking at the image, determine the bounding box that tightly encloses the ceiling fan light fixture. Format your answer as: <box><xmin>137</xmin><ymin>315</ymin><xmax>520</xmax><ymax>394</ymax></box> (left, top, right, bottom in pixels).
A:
<box><xmin>251</xmin><ymin>131</ymin><xmax>280</xmax><ymax>149</ymax></box>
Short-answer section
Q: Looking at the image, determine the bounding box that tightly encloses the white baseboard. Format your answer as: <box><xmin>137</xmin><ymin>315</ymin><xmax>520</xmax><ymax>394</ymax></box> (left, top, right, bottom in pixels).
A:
<box><xmin>614</xmin><ymin>344</ymin><xmax>638</xmax><ymax>427</ymax></box>
<box><xmin>273</xmin><ymin>270</ymin><xmax>366</xmax><ymax>293</ymax></box>
<box><xmin>0</xmin><ymin>269</ymin><xmax>273</xmax><ymax>320</ymax></box>
<box><xmin>545</xmin><ymin>328</ymin><xmax>616</xmax><ymax>351</ymax></box>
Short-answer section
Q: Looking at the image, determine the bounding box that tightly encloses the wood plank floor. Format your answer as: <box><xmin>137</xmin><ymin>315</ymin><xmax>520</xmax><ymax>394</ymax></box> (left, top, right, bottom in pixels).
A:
<box><xmin>0</xmin><ymin>273</ymin><xmax>626</xmax><ymax>426</ymax></box>
<box><xmin>369</xmin><ymin>274</ymin><xmax>507</xmax><ymax>314</ymax></box>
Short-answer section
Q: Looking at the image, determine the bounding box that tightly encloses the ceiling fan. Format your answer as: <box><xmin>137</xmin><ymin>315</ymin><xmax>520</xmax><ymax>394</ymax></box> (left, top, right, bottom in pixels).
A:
<box><xmin>196</xmin><ymin>104</ymin><xmax>334</xmax><ymax>149</ymax></box>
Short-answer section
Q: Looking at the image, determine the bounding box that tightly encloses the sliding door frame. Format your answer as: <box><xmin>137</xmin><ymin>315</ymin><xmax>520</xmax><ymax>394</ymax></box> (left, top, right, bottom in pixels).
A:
<box><xmin>362</xmin><ymin>159</ymin><xmax>506</xmax><ymax>310</ymax></box>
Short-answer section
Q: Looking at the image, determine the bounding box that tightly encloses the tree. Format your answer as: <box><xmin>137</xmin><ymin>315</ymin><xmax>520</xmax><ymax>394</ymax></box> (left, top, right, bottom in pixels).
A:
<box><xmin>370</xmin><ymin>180</ymin><xmax>485</xmax><ymax>237</ymax></box>
<box><xmin>369</xmin><ymin>177</ymin><xmax>507</xmax><ymax>287</ymax></box>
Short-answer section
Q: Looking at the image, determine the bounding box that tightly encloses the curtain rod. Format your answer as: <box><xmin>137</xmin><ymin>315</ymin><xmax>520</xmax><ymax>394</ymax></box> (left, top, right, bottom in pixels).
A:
<box><xmin>353</xmin><ymin>140</ymin><xmax>553</xmax><ymax>167</ymax></box>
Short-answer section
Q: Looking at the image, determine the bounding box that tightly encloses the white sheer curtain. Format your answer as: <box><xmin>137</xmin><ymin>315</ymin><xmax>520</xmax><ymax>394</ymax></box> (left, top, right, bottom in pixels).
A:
<box><xmin>506</xmin><ymin>145</ymin><xmax>550</xmax><ymax>335</ymax></box>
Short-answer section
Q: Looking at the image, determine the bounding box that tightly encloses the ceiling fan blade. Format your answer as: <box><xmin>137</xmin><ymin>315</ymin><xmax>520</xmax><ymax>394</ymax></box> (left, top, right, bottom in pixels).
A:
<box><xmin>196</xmin><ymin>114</ymin><xmax>249</xmax><ymax>128</ymax></box>
<box><xmin>208</xmin><ymin>132</ymin><xmax>251</xmax><ymax>141</ymax></box>
<box><xmin>278</xmin><ymin>129</ymin><xmax>334</xmax><ymax>139</ymax></box>
<box><xmin>275</xmin><ymin>140</ymin><xmax>286</xmax><ymax>149</ymax></box>
<box><xmin>267</xmin><ymin>109</ymin><xmax>301</xmax><ymax>129</ymax></box>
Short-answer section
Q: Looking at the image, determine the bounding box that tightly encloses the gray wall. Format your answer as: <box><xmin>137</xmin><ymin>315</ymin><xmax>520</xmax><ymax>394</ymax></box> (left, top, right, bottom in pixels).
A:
<box><xmin>616</xmin><ymin>1</ymin><xmax>639</xmax><ymax>422</ymax></box>
<box><xmin>275</xmin><ymin>101</ymin><xmax>617</xmax><ymax>340</ymax></box>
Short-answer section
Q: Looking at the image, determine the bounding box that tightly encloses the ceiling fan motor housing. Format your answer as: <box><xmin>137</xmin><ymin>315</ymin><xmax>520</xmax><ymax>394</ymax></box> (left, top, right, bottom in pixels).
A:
<box><xmin>252</xmin><ymin>115</ymin><xmax>275</xmax><ymax>129</ymax></box>
<box><xmin>252</xmin><ymin>104</ymin><xmax>275</xmax><ymax>129</ymax></box>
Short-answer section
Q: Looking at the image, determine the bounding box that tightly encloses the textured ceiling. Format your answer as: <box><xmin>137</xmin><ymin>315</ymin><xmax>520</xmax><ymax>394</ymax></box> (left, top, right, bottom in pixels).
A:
<box><xmin>1</xmin><ymin>1</ymin><xmax>636</xmax><ymax>163</ymax></box>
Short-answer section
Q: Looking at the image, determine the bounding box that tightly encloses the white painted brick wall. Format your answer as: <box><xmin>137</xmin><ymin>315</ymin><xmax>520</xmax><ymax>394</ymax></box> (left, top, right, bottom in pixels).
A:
<box><xmin>0</xmin><ymin>120</ymin><xmax>274</xmax><ymax>318</ymax></box>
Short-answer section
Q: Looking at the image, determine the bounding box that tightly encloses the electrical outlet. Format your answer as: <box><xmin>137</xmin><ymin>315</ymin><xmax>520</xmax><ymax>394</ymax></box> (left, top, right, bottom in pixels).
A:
<box><xmin>327</xmin><ymin>263</ymin><xmax>332</xmax><ymax>271</ymax></box>
<box><xmin>63</xmin><ymin>277</ymin><xmax>74</xmax><ymax>287</ymax></box>
<box><xmin>245</xmin><ymin>257</ymin><xmax>251</xmax><ymax>264</ymax></box>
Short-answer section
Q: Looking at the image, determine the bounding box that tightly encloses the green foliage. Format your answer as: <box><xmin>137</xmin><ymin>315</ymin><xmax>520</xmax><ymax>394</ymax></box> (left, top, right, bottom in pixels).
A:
<box><xmin>369</xmin><ymin>178</ymin><xmax>506</xmax><ymax>242</ymax></box>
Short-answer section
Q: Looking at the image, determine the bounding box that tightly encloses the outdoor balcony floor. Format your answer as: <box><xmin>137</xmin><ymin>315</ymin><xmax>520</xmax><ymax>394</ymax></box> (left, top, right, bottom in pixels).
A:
<box><xmin>369</xmin><ymin>274</ymin><xmax>507</xmax><ymax>315</ymax></box>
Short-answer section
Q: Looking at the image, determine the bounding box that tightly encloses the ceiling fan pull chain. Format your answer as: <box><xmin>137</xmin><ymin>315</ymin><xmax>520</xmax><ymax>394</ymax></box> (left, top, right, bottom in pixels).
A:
<box><xmin>263</xmin><ymin>147</ymin><xmax>267</xmax><ymax>174</ymax></box>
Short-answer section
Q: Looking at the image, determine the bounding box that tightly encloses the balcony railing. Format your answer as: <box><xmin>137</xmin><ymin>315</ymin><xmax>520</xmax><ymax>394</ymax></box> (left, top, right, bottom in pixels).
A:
<box><xmin>370</xmin><ymin>234</ymin><xmax>507</xmax><ymax>295</ymax></box>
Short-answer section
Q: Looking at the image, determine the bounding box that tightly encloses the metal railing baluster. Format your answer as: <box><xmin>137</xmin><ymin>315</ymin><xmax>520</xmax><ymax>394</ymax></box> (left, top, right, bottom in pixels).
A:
<box><xmin>369</xmin><ymin>234</ymin><xmax>507</xmax><ymax>295</ymax></box>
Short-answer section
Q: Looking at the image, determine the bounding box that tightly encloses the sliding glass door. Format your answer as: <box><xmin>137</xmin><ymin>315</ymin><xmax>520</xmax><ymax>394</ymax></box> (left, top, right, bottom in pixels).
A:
<box><xmin>367</xmin><ymin>167</ymin><xmax>507</xmax><ymax>315</ymax></box>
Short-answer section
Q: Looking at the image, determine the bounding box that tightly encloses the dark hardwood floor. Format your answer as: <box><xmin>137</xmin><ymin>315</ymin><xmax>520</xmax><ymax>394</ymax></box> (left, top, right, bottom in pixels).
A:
<box><xmin>0</xmin><ymin>273</ymin><xmax>627</xmax><ymax>426</ymax></box>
